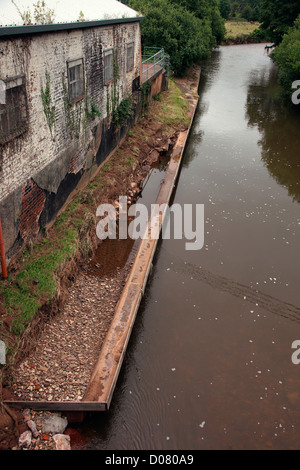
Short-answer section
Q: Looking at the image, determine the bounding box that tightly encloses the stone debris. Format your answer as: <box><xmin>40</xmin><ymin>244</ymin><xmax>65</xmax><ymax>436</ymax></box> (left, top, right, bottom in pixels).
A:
<box><xmin>52</xmin><ymin>433</ymin><xmax>71</xmax><ymax>450</ymax></box>
<box><xmin>18</xmin><ymin>430</ymin><xmax>32</xmax><ymax>449</ymax></box>
<box><xmin>41</xmin><ymin>415</ymin><xmax>68</xmax><ymax>435</ymax></box>
<box><xmin>15</xmin><ymin>409</ymin><xmax>70</xmax><ymax>450</ymax></box>
<box><xmin>26</xmin><ymin>419</ymin><xmax>39</xmax><ymax>438</ymax></box>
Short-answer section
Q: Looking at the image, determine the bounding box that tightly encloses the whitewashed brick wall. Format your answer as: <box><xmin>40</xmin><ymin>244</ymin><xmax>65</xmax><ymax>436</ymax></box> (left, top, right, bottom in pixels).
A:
<box><xmin>0</xmin><ymin>21</ymin><xmax>141</xmax><ymax>202</ymax></box>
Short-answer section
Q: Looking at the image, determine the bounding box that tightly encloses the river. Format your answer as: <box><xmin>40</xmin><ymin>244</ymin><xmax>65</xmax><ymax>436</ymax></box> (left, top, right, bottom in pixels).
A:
<box><xmin>79</xmin><ymin>44</ymin><xmax>300</xmax><ymax>450</ymax></box>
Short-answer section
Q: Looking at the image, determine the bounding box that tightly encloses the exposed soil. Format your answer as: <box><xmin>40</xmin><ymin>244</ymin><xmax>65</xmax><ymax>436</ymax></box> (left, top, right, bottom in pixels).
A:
<box><xmin>0</xmin><ymin>67</ymin><xmax>200</xmax><ymax>450</ymax></box>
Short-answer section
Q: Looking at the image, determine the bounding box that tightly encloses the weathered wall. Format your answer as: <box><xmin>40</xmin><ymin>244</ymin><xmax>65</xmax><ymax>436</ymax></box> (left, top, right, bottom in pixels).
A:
<box><xmin>149</xmin><ymin>71</ymin><xmax>165</xmax><ymax>98</ymax></box>
<box><xmin>0</xmin><ymin>21</ymin><xmax>142</xmax><ymax>264</ymax></box>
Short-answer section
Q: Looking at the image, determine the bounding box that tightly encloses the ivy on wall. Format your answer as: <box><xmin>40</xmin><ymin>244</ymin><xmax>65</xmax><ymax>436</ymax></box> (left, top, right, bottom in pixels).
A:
<box><xmin>106</xmin><ymin>54</ymin><xmax>135</xmax><ymax>128</ymax></box>
<box><xmin>40</xmin><ymin>70</ymin><xmax>56</xmax><ymax>138</ymax></box>
<box><xmin>42</xmin><ymin>52</ymin><xmax>135</xmax><ymax>142</ymax></box>
<box><xmin>113</xmin><ymin>95</ymin><xmax>134</xmax><ymax>128</ymax></box>
<box><xmin>140</xmin><ymin>80</ymin><xmax>151</xmax><ymax>116</ymax></box>
<box><xmin>61</xmin><ymin>73</ymin><xmax>83</xmax><ymax>139</ymax></box>
<box><xmin>62</xmin><ymin>72</ymin><xmax>101</xmax><ymax>139</ymax></box>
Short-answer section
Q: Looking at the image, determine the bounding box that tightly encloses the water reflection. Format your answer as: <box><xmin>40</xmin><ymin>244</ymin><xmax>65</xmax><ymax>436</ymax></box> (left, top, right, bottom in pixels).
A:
<box><xmin>246</xmin><ymin>66</ymin><xmax>300</xmax><ymax>203</ymax></box>
<box><xmin>182</xmin><ymin>49</ymin><xmax>222</xmax><ymax>169</ymax></box>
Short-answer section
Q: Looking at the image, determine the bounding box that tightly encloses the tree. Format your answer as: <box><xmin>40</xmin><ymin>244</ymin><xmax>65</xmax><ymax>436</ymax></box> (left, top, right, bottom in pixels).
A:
<box><xmin>259</xmin><ymin>0</ymin><xmax>300</xmax><ymax>44</ymax></box>
<box><xmin>129</xmin><ymin>0</ymin><xmax>217</xmax><ymax>76</ymax></box>
<box><xmin>171</xmin><ymin>0</ymin><xmax>226</xmax><ymax>44</ymax></box>
<box><xmin>241</xmin><ymin>5</ymin><xmax>252</xmax><ymax>20</ymax></box>
<box><xmin>271</xmin><ymin>14</ymin><xmax>300</xmax><ymax>96</ymax></box>
<box><xmin>219</xmin><ymin>0</ymin><xmax>231</xmax><ymax>19</ymax></box>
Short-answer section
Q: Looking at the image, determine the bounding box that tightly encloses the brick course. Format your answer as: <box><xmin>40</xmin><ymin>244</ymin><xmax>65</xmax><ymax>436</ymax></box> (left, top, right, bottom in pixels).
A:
<box><xmin>19</xmin><ymin>179</ymin><xmax>46</xmax><ymax>240</ymax></box>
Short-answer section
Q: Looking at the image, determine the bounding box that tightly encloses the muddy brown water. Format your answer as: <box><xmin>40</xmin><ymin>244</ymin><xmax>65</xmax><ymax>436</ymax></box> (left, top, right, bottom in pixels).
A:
<box><xmin>79</xmin><ymin>44</ymin><xmax>300</xmax><ymax>450</ymax></box>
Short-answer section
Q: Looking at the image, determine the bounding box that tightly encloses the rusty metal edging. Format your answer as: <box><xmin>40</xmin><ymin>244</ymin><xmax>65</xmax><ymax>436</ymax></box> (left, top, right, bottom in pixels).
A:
<box><xmin>3</xmin><ymin>400</ymin><xmax>108</xmax><ymax>412</ymax></box>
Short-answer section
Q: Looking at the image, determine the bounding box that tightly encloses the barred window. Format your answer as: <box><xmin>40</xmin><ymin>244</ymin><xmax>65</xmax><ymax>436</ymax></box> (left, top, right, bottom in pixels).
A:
<box><xmin>127</xmin><ymin>43</ymin><xmax>134</xmax><ymax>72</ymax></box>
<box><xmin>67</xmin><ymin>58</ymin><xmax>85</xmax><ymax>103</ymax></box>
<box><xmin>0</xmin><ymin>76</ymin><xmax>28</xmax><ymax>145</ymax></box>
<box><xmin>104</xmin><ymin>49</ymin><xmax>114</xmax><ymax>84</ymax></box>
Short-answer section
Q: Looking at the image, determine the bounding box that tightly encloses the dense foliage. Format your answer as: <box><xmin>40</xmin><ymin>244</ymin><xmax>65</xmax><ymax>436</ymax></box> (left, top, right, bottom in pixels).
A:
<box><xmin>129</xmin><ymin>0</ymin><xmax>225</xmax><ymax>76</ymax></box>
<box><xmin>271</xmin><ymin>14</ymin><xmax>300</xmax><ymax>96</ymax></box>
<box><xmin>224</xmin><ymin>0</ymin><xmax>262</xmax><ymax>21</ymax></box>
<box><xmin>256</xmin><ymin>0</ymin><xmax>300</xmax><ymax>99</ymax></box>
<box><xmin>259</xmin><ymin>0</ymin><xmax>300</xmax><ymax>44</ymax></box>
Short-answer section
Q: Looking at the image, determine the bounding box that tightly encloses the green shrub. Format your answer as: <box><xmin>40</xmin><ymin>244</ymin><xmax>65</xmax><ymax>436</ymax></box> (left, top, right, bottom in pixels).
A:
<box><xmin>272</xmin><ymin>15</ymin><xmax>300</xmax><ymax>97</ymax></box>
<box><xmin>129</xmin><ymin>0</ymin><xmax>219</xmax><ymax>76</ymax></box>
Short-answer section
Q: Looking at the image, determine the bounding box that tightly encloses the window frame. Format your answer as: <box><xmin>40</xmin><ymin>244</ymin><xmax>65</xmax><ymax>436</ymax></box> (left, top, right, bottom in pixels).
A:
<box><xmin>126</xmin><ymin>42</ymin><xmax>135</xmax><ymax>72</ymax></box>
<box><xmin>104</xmin><ymin>49</ymin><xmax>114</xmax><ymax>85</ymax></box>
<box><xmin>0</xmin><ymin>75</ymin><xmax>28</xmax><ymax>145</ymax></box>
<box><xmin>67</xmin><ymin>58</ymin><xmax>85</xmax><ymax>104</ymax></box>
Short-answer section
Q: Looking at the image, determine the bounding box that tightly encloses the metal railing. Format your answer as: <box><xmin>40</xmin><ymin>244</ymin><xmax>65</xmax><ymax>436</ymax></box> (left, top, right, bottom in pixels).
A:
<box><xmin>141</xmin><ymin>47</ymin><xmax>170</xmax><ymax>87</ymax></box>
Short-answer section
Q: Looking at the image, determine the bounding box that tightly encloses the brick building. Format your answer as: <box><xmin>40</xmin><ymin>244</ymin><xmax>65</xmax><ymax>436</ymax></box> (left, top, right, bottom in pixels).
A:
<box><xmin>0</xmin><ymin>5</ymin><xmax>143</xmax><ymax>266</ymax></box>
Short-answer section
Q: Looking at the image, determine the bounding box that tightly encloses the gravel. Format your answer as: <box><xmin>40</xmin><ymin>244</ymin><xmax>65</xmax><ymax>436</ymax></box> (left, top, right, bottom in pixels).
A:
<box><xmin>12</xmin><ymin>266</ymin><xmax>130</xmax><ymax>402</ymax></box>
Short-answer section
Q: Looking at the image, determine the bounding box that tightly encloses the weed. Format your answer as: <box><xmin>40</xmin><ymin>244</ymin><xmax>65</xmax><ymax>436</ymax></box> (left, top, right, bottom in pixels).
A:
<box><xmin>41</xmin><ymin>70</ymin><xmax>56</xmax><ymax>137</ymax></box>
<box><xmin>1</xmin><ymin>228</ymin><xmax>78</xmax><ymax>335</ymax></box>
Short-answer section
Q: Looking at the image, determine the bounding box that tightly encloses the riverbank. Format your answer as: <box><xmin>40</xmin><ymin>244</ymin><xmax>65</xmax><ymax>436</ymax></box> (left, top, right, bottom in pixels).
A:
<box><xmin>0</xmin><ymin>65</ymin><xmax>200</xmax><ymax>450</ymax></box>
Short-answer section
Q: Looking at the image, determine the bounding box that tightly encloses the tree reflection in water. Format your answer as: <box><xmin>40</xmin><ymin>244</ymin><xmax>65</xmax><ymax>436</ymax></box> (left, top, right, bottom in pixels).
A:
<box><xmin>245</xmin><ymin>65</ymin><xmax>300</xmax><ymax>203</ymax></box>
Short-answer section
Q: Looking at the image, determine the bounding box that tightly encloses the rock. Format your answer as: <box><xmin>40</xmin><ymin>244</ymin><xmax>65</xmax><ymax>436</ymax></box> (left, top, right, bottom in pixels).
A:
<box><xmin>52</xmin><ymin>433</ymin><xmax>71</xmax><ymax>450</ymax></box>
<box><xmin>22</xmin><ymin>409</ymin><xmax>31</xmax><ymax>422</ymax></box>
<box><xmin>19</xmin><ymin>430</ymin><xmax>32</xmax><ymax>449</ymax></box>
<box><xmin>27</xmin><ymin>419</ymin><xmax>39</xmax><ymax>438</ymax></box>
<box><xmin>41</xmin><ymin>415</ymin><xmax>68</xmax><ymax>435</ymax></box>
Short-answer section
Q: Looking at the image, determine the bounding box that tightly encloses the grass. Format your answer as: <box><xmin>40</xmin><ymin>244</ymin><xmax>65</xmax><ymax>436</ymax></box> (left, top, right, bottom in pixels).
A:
<box><xmin>1</xmin><ymin>227</ymin><xmax>78</xmax><ymax>336</ymax></box>
<box><xmin>156</xmin><ymin>79</ymin><xmax>190</xmax><ymax>129</ymax></box>
<box><xmin>224</xmin><ymin>20</ymin><xmax>261</xmax><ymax>43</ymax></box>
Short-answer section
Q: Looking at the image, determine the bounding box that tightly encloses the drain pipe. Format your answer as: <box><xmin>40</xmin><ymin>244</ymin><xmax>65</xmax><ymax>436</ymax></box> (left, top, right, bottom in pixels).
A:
<box><xmin>0</xmin><ymin>218</ymin><xmax>7</xmax><ymax>279</ymax></box>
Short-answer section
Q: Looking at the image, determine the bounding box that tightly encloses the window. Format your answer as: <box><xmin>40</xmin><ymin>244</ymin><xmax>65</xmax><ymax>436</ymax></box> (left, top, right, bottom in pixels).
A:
<box><xmin>127</xmin><ymin>43</ymin><xmax>134</xmax><ymax>72</ymax></box>
<box><xmin>67</xmin><ymin>58</ymin><xmax>85</xmax><ymax>103</ymax></box>
<box><xmin>104</xmin><ymin>49</ymin><xmax>114</xmax><ymax>84</ymax></box>
<box><xmin>0</xmin><ymin>76</ymin><xmax>28</xmax><ymax>145</ymax></box>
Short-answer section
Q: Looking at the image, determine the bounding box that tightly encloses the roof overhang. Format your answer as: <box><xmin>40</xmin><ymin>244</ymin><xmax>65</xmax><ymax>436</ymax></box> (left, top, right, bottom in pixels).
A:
<box><xmin>0</xmin><ymin>16</ymin><xmax>144</xmax><ymax>38</ymax></box>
